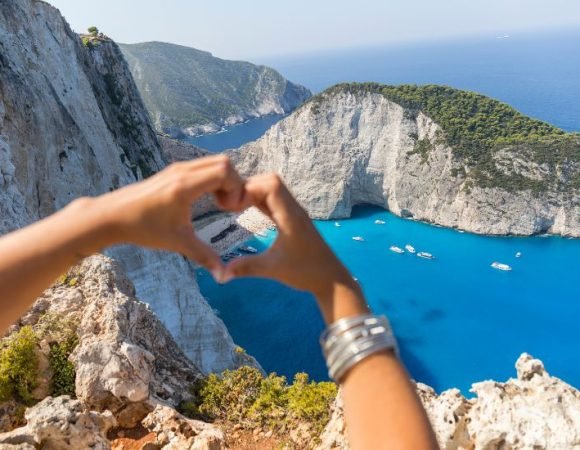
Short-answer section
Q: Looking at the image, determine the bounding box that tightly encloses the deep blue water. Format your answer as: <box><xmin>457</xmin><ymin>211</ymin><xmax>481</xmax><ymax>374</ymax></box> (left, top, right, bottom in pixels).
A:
<box><xmin>199</xmin><ymin>207</ymin><xmax>580</xmax><ymax>393</ymax></box>
<box><xmin>184</xmin><ymin>115</ymin><xmax>285</xmax><ymax>152</ymax></box>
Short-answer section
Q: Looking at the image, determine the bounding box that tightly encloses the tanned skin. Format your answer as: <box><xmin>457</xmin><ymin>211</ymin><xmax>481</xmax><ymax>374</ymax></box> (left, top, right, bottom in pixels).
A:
<box><xmin>0</xmin><ymin>155</ymin><xmax>438</xmax><ymax>450</ymax></box>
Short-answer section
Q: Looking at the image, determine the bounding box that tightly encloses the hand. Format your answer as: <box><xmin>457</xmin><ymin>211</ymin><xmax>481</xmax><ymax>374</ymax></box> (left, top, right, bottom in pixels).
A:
<box><xmin>88</xmin><ymin>155</ymin><xmax>245</xmax><ymax>275</ymax></box>
<box><xmin>223</xmin><ymin>174</ymin><xmax>359</xmax><ymax>300</ymax></box>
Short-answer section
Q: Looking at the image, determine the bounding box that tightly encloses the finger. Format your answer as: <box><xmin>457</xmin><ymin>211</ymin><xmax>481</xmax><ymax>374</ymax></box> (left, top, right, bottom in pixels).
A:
<box><xmin>177</xmin><ymin>230</ymin><xmax>224</xmax><ymax>278</ymax></box>
<box><xmin>222</xmin><ymin>252</ymin><xmax>274</xmax><ymax>282</ymax></box>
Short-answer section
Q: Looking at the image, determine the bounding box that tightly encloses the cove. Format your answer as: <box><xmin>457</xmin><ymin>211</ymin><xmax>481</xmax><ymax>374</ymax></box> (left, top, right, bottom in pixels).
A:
<box><xmin>197</xmin><ymin>205</ymin><xmax>580</xmax><ymax>393</ymax></box>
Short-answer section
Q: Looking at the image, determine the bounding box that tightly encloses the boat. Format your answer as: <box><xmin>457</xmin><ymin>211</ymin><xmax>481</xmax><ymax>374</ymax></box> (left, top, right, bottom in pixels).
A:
<box><xmin>334</xmin><ymin>222</ymin><xmax>341</xmax><ymax>227</ymax></box>
<box><xmin>405</xmin><ymin>244</ymin><xmax>416</xmax><ymax>253</ymax></box>
<box><xmin>491</xmin><ymin>262</ymin><xmax>512</xmax><ymax>271</ymax></box>
<box><xmin>254</xmin><ymin>231</ymin><xmax>267</xmax><ymax>238</ymax></box>
<box><xmin>389</xmin><ymin>246</ymin><xmax>405</xmax><ymax>254</ymax></box>
<box><xmin>267</xmin><ymin>225</ymin><xmax>277</xmax><ymax>231</ymax></box>
<box><xmin>515</xmin><ymin>252</ymin><xmax>522</xmax><ymax>258</ymax></box>
<box><xmin>417</xmin><ymin>252</ymin><xmax>434</xmax><ymax>259</ymax></box>
<box><xmin>458</xmin><ymin>230</ymin><xmax>465</xmax><ymax>233</ymax></box>
<box><xmin>374</xmin><ymin>219</ymin><xmax>386</xmax><ymax>225</ymax></box>
<box><xmin>239</xmin><ymin>246</ymin><xmax>258</xmax><ymax>254</ymax></box>
<box><xmin>352</xmin><ymin>236</ymin><xmax>365</xmax><ymax>242</ymax></box>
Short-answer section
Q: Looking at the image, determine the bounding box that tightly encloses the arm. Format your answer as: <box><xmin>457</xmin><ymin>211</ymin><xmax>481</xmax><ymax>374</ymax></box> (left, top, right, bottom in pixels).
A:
<box><xmin>224</xmin><ymin>173</ymin><xmax>439</xmax><ymax>450</ymax></box>
<box><xmin>0</xmin><ymin>155</ymin><xmax>244</xmax><ymax>333</ymax></box>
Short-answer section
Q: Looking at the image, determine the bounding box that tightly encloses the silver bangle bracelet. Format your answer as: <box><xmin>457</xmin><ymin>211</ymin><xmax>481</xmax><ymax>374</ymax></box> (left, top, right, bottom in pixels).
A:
<box><xmin>320</xmin><ymin>314</ymin><xmax>398</xmax><ymax>383</ymax></box>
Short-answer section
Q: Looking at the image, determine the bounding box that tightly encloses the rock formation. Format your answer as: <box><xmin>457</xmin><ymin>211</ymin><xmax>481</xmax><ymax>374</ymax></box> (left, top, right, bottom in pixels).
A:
<box><xmin>0</xmin><ymin>255</ymin><xmax>228</xmax><ymax>449</ymax></box>
<box><xmin>0</xmin><ymin>0</ymin><xmax>250</xmax><ymax>373</ymax></box>
<box><xmin>316</xmin><ymin>353</ymin><xmax>580</xmax><ymax>450</ymax></box>
<box><xmin>119</xmin><ymin>41</ymin><xmax>312</xmax><ymax>137</ymax></box>
<box><xmin>233</xmin><ymin>85</ymin><xmax>580</xmax><ymax>236</ymax></box>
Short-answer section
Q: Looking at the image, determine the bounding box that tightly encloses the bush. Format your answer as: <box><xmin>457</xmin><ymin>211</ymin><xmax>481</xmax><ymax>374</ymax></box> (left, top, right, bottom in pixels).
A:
<box><xmin>87</xmin><ymin>26</ymin><xmax>98</xmax><ymax>35</ymax></box>
<box><xmin>182</xmin><ymin>366</ymin><xmax>338</xmax><ymax>436</ymax></box>
<box><xmin>0</xmin><ymin>327</ymin><xmax>39</xmax><ymax>404</ymax></box>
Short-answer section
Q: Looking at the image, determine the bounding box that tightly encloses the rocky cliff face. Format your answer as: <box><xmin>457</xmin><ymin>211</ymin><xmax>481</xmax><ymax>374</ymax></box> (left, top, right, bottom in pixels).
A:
<box><xmin>317</xmin><ymin>354</ymin><xmax>580</xmax><ymax>450</ymax></box>
<box><xmin>0</xmin><ymin>0</ymin><xmax>250</xmax><ymax>373</ymax></box>
<box><xmin>233</xmin><ymin>87</ymin><xmax>579</xmax><ymax>236</ymax></box>
<box><xmin>119</xmin><ymin>41</ymin><xmax>312</xmax><ymax>137</ymax></box>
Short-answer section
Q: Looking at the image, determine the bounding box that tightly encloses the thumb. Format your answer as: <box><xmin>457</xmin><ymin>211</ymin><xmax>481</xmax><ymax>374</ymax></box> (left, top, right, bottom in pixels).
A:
<box><xmin>222</xmin><ymin>252</ymin><xmax>273</xmax><ymax>282</ymax></box>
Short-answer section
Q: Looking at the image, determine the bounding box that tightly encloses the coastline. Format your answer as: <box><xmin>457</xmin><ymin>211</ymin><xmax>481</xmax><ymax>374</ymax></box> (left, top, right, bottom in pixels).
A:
<box><xmin>196</xmin><ymin>207</ymin><xmax>274</xmax><ymax>257</ymax></box>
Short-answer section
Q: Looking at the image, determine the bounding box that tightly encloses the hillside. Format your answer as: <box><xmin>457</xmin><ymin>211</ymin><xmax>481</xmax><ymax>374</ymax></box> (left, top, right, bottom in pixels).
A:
<box><xmin>233</xmin><ymin>83</ymin><xmax>580</xmax><ymax>236</ymax></box>
<box><xmin>119</xmin><ymin>41</ymin><xmax>312</xmax><ymax>136</ymax></box>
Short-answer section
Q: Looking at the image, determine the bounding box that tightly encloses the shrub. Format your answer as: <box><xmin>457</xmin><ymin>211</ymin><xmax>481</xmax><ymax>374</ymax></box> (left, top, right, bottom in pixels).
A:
<box><xmin>182</xmin><ymin>366</ymin><xmax>338</xmax><ymax>437</ymax></box>
<box><xmin>0</xmin><ymin>327</ymin><xmax>39</xmax><ymax>404</ymax></box>
<box><xmin>87</xmin><ymin>26</ymin><xmax>99</xmax><ymax>35</ymax></box>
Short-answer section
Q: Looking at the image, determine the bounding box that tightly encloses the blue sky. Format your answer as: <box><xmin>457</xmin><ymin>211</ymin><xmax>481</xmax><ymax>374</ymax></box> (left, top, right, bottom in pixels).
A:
<box><xmin>47</xmin><ymin>0</ymin><xmax>580</xmax><ymax>59</ymax></box>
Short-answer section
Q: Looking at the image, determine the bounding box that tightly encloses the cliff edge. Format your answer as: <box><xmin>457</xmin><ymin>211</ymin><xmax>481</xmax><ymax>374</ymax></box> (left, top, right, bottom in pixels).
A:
<box><xmin>233</xmin><ymin>83</ymin><xmax>580</xmax><ymax>236</ymax></box>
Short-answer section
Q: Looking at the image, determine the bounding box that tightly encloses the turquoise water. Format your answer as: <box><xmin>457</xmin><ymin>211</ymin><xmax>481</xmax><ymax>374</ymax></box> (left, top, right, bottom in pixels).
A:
<box><xmin>198</xmin><ymin>206</ymin><xmax>580</xmax><ymax>393</ymax></box>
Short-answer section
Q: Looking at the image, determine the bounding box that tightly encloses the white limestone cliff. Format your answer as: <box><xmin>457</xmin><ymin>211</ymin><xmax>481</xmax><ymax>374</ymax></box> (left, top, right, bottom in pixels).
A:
<box><xmin>317</xmin><ymin>353</ymin><xmax>580</xmax><ymax>450</ymax></box>
<box><xmin>233</xmin><ymin>90</ymin><xmax>579</xmax><ymax>236</ymax></box>
<box><xmin>0</xmin><ymin>0</ymin><xmax>250</xmax><ymax>373</ymax></box>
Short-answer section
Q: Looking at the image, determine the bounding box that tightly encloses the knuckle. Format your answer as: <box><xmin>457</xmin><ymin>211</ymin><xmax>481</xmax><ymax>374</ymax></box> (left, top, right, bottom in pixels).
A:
<box><xmin>267</xmin><ymin>173</ymin><xmax>283</xmax><ymax>190</ymax></box>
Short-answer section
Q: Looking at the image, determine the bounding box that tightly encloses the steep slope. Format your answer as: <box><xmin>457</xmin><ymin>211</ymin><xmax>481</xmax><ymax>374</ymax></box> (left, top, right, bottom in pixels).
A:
<box><xmin>119</xmin><ymin>41</ymin><xmax>312</xmax><ymax>136</ymax></box>
<box><xmin>233</xmin><ymin>83</ymin><xmax>580</xmax><ymax>236</ymax></box>
<box><xmin>0</xmin><ymin>0</ymin><xmax>251</xmax><ymax>373</ymax></box>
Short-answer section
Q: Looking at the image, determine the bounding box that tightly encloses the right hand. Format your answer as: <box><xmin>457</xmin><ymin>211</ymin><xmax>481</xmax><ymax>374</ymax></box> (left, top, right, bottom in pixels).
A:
<box><xmin>223</xmin><ymin>174</ymin><xmax>358</xmax><ymax>300</ymax></box>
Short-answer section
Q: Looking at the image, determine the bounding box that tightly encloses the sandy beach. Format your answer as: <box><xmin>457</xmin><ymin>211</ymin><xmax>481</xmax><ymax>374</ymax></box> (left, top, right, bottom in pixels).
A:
<box><xmin>195</xmin><ymin>207</ymin><xmax>274</xmax><ymax>256</ymax></box>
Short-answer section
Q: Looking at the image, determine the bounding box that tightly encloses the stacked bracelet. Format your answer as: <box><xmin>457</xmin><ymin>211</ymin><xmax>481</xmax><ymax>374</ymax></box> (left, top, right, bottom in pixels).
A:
<box><xmin>320</xmin><ymin>314</ymin><xmax>398</xmax><ymax>382</ymax></box>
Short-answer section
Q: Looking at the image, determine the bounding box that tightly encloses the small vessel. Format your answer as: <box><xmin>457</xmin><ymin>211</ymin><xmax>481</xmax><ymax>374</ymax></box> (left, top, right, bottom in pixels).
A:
<box><xmin>334</xmin><ymin>222</ymin><xmax>341</xmax><ymax>227</ymax></box>
<box><xmin>405</xmin><ymin>244</ymin><xmax>416</xmax><ymax>254</ymax></box>
<box><xmin>255</xmin><ymin>231</ymin><xmax>267</xmax><ymax>238</ymax></box>
<box><xmin>352</xmin><ymin>236</ymin><xmax>365</xmax><ymax>242</ymax></box>
<box><xmin>389</xmin><ymin>245</ymin><xmax>405</xmax><ymax>254</ymax></box>
<box><xmin>374</xmin><ymin>219</ymin><xmax>386</xmax><ymax>225</ymax></box>
<box><xmin>239</xmin><ymin>246</ymin><xmax>258</xmax><ymax>254</ymax></box>
<box><xmin>267</xmin><ymin>225</ymin><xmax>277</xmax><ymax>231</ymax></box>
<box><xmin>491</xmin><ymin>262</ymin><xmax>512</xmax><ymax>271</ymax></box>
<box><xmin>352</xmin><ymin>276</ymin><xmax>358</xmax><ymax>281</ymax></box>
<box><xmin>515</xmin><ymin>252</ymin><xmax>522</xmax><ymax>258</ymax></box>
<box><xmin>458</xmin><ymin>230</ymin><xmax>465</xmax><ymax>233</ymax></box>
<box><xmin>222</xmin><ymin>252</ymin><xmax>241</xmax><ymax>262</ymax></box>
<box><xmin>417</xmin><ymin>252</ymin><xmax>434</xmax><ymax>259</ymax></box>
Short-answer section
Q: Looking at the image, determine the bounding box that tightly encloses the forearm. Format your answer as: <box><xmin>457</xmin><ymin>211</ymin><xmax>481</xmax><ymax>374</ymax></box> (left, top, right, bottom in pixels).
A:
<box><xmin>317</xmin><ymin>281</ymin><xmax>438</xmax><ymax>450</ymax></box>
<box><xmin>0</xmin><ymin>197</ymin><xmax>116</xmax><ymax>332</ymax></box>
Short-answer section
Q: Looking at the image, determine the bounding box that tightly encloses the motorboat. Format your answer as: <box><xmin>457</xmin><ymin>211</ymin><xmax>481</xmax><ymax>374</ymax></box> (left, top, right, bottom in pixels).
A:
<box><xmin>239</xmin><ymin>246</ymin><xmax>258</xmax><ymax>254</ymax></box>
<box><xmin>374</xmin><ymin>219</ymin><xmax>386</xmax><ymax>225</ymax></box>
<box><xmin>389</xmin><ymin>245</ymin><xmax>405</xmax><ymax>254</ymax></box>
<box><xmin>405</xmin><ymin>244</ymin><xmax>416</xmax><ymax>253</ymax></box>
<box><xmin>417</xmin><ymin>252</ymin><xmax>434</xmax><ymax>259</ymax></box>
<box><xmin>491</xmin><ymin>262</ymin><xmax>512</xmax><ymax>271</ymax></box>
<box><xmin>334</xmin><ymin>222</ymin><xmax>341</xmax><ymax>227</ymax></box>
<box><xmin>352</xmin><ymin>236</ymin><xmax>365</xmax><ymax>242</ymax></box>
<box><xmin>515</xmin><ymin>252</ymin><xmax>522</xmax><ymax>258</ymax></box>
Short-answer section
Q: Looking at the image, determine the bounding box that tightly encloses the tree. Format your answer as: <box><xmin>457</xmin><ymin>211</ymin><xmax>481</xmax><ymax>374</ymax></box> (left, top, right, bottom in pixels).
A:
<box><xmin>87</xmin><ymin>26</ymin><xmax>98</xmax><ymax>36</ymax></box>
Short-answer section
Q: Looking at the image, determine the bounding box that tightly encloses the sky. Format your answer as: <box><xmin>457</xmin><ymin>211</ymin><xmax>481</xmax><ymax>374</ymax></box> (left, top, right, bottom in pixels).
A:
<box><xmin>47</xmin><ymin>0</ymin><xmax>580</xmax><ymax>60</ymax></box>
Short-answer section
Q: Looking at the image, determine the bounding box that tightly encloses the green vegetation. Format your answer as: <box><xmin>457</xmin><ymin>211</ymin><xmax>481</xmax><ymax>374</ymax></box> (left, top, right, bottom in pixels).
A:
<box><xmin>0</xmin><ymin>327</ymin><xmax>39</xmax><ymax>404</ymax></box>
<box><xmin>118</xmin><ymin>42</ymin><xmax>311</xmax><ymax>133</ymax></box>
<box><xmin>308</xmin><ymin>83</ymin><xmax>580</xmax><ymax>193</ymax></box>
<box><xmin>0</xmin><ymin>314</ymin><xmax>79</xmax><ymax>405</ymax></box>
<box><xmin>181</xmin><ymin>366</ymin><xmax>337</xmax><ymax>437</ymax></box>
<box><xmin>87</xmin><ymin>26</ymin><xmax>99</xmax><ymax>36</ymax></box>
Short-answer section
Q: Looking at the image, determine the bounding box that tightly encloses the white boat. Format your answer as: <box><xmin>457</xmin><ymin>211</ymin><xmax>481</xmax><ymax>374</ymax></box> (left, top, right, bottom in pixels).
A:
<box><xmin>254</xmin><ymin>231</ymin><xmax>267</xmax><ymax>238</ymax></box>
<box><xmin>239</xmin><ymin>246</ymin><xmax>258</xmax><ymax>254</ymax></box>
<box><xmin>405</xmin><ymin>244</ymin><xmax>416</xmax><ymax>254</ymax></box>
<box><xmin>334</xmin><ymin>222</ymin><xmax>341</xmax><ymax>227</ymax></box>
<box><xmin>515</xmin><ymin>252</ymin><xmax>522</xmax><ymax>258</ymax></box>
<box><xmin>491</xmin><ymin>262</ymin><xmax>512</xmax><ymax>271</ymax></box>
<box><xmin>374</xmin><ymin>219</ymin><xmax>386</xmax><ymax>225</ymax></box>
<box><xmin>389</xmin><ymin>245</ymin><xmax>405</xmax><ymax>254</ymax></box>
<box><xmin>352</xmin><ymin>236</ymin><xmax>365</xmax><ymax>242</ymax></box>
<box><xmin>458</xmin><ymin>230</ymin><xmax>465</xmax><ymax>233</ymax></box>
<box><xmin>417</xmin><ymin>252</ymin><xmax>434</xmax><ymax>259</ymax></box>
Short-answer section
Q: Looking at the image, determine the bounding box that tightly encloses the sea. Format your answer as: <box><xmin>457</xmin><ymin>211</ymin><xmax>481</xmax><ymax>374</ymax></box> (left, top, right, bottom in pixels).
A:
<box><xmin>192</xmin><ymin>28</ymin><xmax>580</xmax><ymax>394</ymax></box>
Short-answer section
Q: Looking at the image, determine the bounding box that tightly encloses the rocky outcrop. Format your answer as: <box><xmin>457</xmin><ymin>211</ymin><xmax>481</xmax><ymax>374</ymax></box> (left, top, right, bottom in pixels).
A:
<box><xmin>0</xmin><ymin>0</ymin><xmax>249</xmax><ymax>373</ymax></box>
<box><xmin>316</xmin><ymin>353</ymin><xmax>580</xmax><ymax>450</ymax></box>
<box><xmin>0</xmin><ymin>255</ymin><xmax>227</xmax><ymax>449</ymax></box>
<box><xmin>233</xmin><ymin>87</ymin><xmax>579</xmax><ymax>236</ymax></box>
<box><xmin>119</xmin><ymin>41</ymin><xmax>312</xmax><ymax>137</ymax></box>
